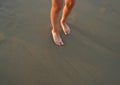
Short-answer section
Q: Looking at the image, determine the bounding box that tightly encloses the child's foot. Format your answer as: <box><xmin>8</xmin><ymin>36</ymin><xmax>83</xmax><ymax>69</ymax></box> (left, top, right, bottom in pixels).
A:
<box><xmin>60</xmin><ymin>22</ymin><xmax>71</xmax><ymax>35</ymax></box>
<box><xmin>52</xmin><ymin>30</ymin><xmax>64</xmax><ymax>46</ymax></box>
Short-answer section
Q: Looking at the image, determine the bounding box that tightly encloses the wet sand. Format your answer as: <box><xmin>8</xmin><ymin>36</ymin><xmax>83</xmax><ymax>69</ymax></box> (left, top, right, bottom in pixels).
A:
<box><xmin>0</xmin><ymin>0</ymin><xmax>120</xmax><ymax>85</ymax></box>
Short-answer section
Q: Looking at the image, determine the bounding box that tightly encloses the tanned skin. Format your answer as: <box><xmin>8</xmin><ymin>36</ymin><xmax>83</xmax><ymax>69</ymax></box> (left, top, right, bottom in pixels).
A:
<box><xmin>50</xmin><ymin>0</ymin><xmax>75</xmax><ymax>46</ymax></box>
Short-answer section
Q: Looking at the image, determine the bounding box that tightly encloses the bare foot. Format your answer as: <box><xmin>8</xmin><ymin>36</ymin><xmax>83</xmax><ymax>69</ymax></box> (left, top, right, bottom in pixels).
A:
<box><xmin>51</xmin><ymin>30</ymin><xmax>64</xmax><ymax>46</ymax></box>
<box><xmin>60</xmin><ymin>22</ymin><xmax>71</xmax><ymax>35</ymax></box>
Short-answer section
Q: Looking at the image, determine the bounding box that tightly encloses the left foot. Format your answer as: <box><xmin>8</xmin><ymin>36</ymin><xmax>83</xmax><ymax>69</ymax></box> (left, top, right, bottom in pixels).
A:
<box><xmin>60</xmin><ymin>21</ymin><xmax>71</xmax><ymax>35</ymax></box>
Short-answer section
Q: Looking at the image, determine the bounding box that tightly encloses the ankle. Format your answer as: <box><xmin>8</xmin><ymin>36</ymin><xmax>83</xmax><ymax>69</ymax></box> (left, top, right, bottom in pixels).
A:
<box><xmin>60</xmin><ymin>19</ymin><xmax>65</xmax><ymax>24</ymax></box>
<box><xmin>52</xmin><ymin>29</ymin><xmax>59</xmax><ymax>34</ymax></box>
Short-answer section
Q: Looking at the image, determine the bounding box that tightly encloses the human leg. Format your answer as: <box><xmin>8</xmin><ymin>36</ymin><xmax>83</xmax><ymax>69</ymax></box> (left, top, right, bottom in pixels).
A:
<box><xmin>50</xmin><ymin>0</ymin><xmax>64</xmax><ymax>46</ymax></box>
<box><xmin>61</xmin><ymin>0</ymin><xmax>75</xmax><ymax>35</ymax></box>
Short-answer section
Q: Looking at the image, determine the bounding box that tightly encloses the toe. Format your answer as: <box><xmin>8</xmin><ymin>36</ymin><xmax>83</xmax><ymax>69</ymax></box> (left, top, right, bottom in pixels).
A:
<box><xmin>60</xmin><ymin>41</ymin><xmax>64</xmax><ymax>45</ymax></box>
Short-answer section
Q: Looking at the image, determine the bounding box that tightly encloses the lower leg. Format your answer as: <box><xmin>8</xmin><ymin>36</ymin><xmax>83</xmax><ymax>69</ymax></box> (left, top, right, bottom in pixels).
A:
<box><xmin>61</xmin><ymin>0</ymin><xmax>75</xmax><ymax>35</ymax></box>
<box><xmin>50</xmin><ymin>0</ymin><xmax>64</xmax><ymax>46</ymax></box>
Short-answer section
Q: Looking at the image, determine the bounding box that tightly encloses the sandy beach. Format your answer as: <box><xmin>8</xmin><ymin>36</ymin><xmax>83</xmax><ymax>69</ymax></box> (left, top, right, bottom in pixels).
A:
<box><xmin>0</xmin><ymin>0</ymin><xmax>120</xmax><ymax>85</ymax></box>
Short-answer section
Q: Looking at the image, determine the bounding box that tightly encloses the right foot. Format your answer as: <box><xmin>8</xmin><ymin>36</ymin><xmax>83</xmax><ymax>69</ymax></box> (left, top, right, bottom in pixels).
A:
<box><xmin>51</xmin><ymin>30</ymin><xmax>64</xmax><ymax>46</ymax></box>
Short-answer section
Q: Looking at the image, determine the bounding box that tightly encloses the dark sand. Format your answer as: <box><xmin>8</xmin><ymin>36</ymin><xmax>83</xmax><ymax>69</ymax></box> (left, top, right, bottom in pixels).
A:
<box><xmin>0</xmin><ymin>0</ymin><xmax>120</xmax><ymax>85</ymax></box>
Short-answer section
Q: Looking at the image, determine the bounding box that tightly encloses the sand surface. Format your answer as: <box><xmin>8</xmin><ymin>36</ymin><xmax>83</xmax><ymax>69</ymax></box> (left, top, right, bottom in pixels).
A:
<box><xmin>0</xmin><ymin>0</ymin><xmax>120</xmax><ymax>85</ymax></box>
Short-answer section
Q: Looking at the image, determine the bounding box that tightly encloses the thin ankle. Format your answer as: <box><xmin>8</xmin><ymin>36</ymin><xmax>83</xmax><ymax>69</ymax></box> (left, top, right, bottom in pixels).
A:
<box><xmin>60</xmin><ymin>19</ymin><xmax>65</xmax><ymax>24</ymax></box>
<box><xmin>52</xmin><ymin>27</ymin><xmax>58</xmax><ymax>32</ymax></box>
